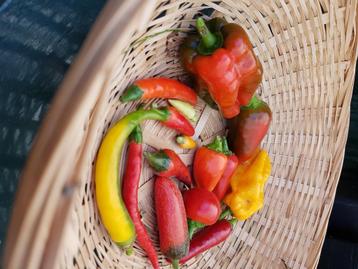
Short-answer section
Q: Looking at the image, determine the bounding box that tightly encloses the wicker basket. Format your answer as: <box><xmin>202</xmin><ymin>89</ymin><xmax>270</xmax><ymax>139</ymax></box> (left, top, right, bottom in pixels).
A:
<box><xmin>4</xmin><ymin>0</ymin><xmax>358</xmax><ymax>268</ymax></box>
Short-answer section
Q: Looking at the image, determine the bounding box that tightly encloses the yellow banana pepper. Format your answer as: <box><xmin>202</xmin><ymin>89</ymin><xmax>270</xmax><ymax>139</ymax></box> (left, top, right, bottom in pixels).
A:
<box><xmin>224</xmin><ymin>150</ymin><xmax>271</xmax><ymax>221</ymax></box>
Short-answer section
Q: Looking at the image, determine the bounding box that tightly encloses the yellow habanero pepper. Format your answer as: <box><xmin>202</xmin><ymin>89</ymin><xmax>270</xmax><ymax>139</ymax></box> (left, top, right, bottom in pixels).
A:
<box><xmin>224</xmin><ymin>150</ymin><xmax>271</xmax><ymax>221</ymax></box>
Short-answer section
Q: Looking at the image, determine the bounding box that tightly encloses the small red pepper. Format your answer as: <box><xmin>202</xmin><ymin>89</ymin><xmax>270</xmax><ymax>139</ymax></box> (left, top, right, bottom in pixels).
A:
<box><xmin>193</xmin><ymin>136</ymin><xmax>231</xmax><ymax>191</ymax></box>
<box><xmin>213</xmin><ymin>154</ymin><xmax>239</xmax><ymax>200</ymax></box>
<box><xmin>155</xmin><ymin>176</ymin><xmax>189</xmax><ymax>269</ymax></box>
<box><xmin>228</xmin><ymin>96</ymin><xmax>272</xmax><ymax>163</ymax></box>
<box><xmin>120</xmin><ymin>77</ymin><xmax>197</xmax><ymax>105</ymax></box>
<box><xmin>122</xmin><ymin>126</ymin><xmax>159</xmax><ymax>269</ymax></box>
<box><xmin>179</xmin><ymin>219</ymin><xmax>237</xmax><ymax>264</ymax></box>
<box><xmin>145</xmin><ymin>149</ymin><xmax>192</xmax><ymax>185</ymax></box>
<box><xmin>182</xmin><ymin>188</ymin><xmax>221</xmax><ymax>226</ymax></box>
<box><xmin>161</xmin><ymin>106</ymin><xmax>195</xmax><ymax>136</ymax></box>
<box><xmin>180</xmin><ymin>17</ymin><xmax>263</xmax><ymax>118</ymax></box>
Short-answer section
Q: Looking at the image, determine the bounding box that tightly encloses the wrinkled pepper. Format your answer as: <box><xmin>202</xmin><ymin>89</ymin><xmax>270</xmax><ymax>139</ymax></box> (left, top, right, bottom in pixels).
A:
<box><xmin>193</xmin><ymin>136</ymin><xmax>231</xmax><ymax>191</ymax></box>
<box><xmin>180</xmin><ymin>17</ymin><xmax>263</xmax><ymax>118</ymax></box>
<box><xmin>95</xmin><ymin>107</ymin><xmax>195</xmax><ymax>247</ymax></box>
<box><xmin>228</xmin><ymin>95</ymin><xmax>272</xmax><ymax>163</ymax></box>
<box><xmin>224</xmin><ymin>150</ymin><xmax>271</xmax><ymax>221</ymax></box>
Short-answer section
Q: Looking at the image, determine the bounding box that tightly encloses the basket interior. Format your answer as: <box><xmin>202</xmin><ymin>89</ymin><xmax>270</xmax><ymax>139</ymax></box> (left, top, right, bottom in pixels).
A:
<box><xmin>58</xmin><ymin>1</ymin><xmax>357</xmax><ymax>268</ymax></box>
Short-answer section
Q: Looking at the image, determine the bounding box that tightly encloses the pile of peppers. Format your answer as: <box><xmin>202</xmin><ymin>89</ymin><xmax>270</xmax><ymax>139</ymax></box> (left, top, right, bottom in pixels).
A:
<box><xmin>95</xmin><ymin>17</ymin><xmax>272</xmax><ymax>269</ymax></box>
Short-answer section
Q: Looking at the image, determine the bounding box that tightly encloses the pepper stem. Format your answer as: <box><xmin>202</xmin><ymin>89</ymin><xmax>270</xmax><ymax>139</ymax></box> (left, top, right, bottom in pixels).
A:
<box><xmin>229</xmin><ymin>218</ymin><xmax>239</xmax><ymax>227</ymax></box>
<box><xmin>196</xmin><ymin>17</ymin><xmax>217</xmax><ymax>49</ymax></box>
<box><xmin>242</xmin><ymin>95</ymin><xmax>262</xmax><ymax>110</ymax></box>
<box><xmin>206</xmin><ymin>136</ymin><xmax>232</xmax><ymax>155</ymax></box>
<box><xmin>172</xmin><ymin>259</ymin><xmax>180</xmax><ymax>269</ymax></box>
<box><xmin>129</xmin><ymin>125</ymin><xmax>142</xmax><ymax>144</ymax></box>
<box><xmin>144</xmin><ymin>151</ymin><xmax>170</xmax><ymax>172</ymax></box>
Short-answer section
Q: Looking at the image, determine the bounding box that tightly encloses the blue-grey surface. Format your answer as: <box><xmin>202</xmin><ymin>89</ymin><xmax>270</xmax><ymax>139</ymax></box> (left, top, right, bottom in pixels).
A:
<box><xmin>0</xmin><ymin>0</ymin><xmax>106</xmax><ymax>252</ymax></box>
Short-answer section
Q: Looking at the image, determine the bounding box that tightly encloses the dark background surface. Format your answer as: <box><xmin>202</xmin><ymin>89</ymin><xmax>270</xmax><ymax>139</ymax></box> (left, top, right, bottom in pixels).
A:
<box><xmin>0</xmin><ymin>1</ymin><xmax>357</xmax><ymax>267</ymax></box>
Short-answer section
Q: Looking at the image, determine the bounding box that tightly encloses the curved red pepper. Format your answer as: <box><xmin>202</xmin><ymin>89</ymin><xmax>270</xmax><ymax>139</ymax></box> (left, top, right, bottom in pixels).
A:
<box><xmin>179</xmin><ymin>219</ymin><xmax>237</xmax><ymax>264</ymax></box>
<box><xmin>120</xmin><ymin>77</ymin><xmax>197</xmax><ymax>105</ymax></box>
<box><xmin>213</xmin><ymin>154</ymin><xmax>239</xmax><ymax>200</ymax></box>
<box><xmin>145</xmin><ymin>148</ymin><xmax>192</xmax><ymax>185</ymax></box>
<box><xmin>161</xmin><ymin>106</ymin><xmax>195</xmax><ymax>136</ymax></box>
<box><xmin>193</xmin><ymin>136</ymin><xmax>230</xmax><ymax>191</ymax></box>
<box><xmin>122</xmin><ymin>126</ymin><xmax>159</xmax><ymax>269</ymax></box>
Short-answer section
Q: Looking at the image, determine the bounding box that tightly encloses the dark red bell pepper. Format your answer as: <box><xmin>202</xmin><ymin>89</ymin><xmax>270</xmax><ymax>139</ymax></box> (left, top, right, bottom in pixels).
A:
<box><xmin>228</xmin><ymin>96</ymin><xmax>272</xmax><ymax>163</ymax></box>
<box><xmin>145</xmin><ymin>149</ymin><xmax>192</xmax><ymax>185</ymax></box>
<box><xmin>122</xmin><ymin>126</ymin><xmax>159</xmax><ymax>269</ymax></box>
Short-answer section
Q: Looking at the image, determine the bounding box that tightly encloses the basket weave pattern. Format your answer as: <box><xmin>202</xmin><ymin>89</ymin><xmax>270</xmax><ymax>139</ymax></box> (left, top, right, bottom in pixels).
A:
<box><xmin>4</xmin><ymin>0</ymin><xmax>357</xmax><ymax>269</ymax></box>
<box><xmin>60</xmin><ymin>1</ymin><xmax>357</xmax><ymax>268</ymax></box>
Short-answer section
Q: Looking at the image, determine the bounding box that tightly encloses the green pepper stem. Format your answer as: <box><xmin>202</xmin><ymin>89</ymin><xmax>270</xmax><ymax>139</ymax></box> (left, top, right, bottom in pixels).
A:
<box><xmin>144</xmin><ymin>151</ymin><xmax>171</xmax><ymax>172</ymax></box>
<box><xmin>242</xmin><ymin>95</ymin><xmax>262</xmax><ymax>110</ymax></box>
<box><xmin>129</xmin><ymin>125</ymin><xmax>142</xmax><ymax>144</ymax></box>
<box><xmin>188</xmin><ymin>219</ymin><xmax>205</xmax><ymax>239</ymax></box>
<box><xmin>172</xmin><ymin>259</ymin><xmax>180</xmax><ymax>269</ymax></box>
<box><xmin>229</xmin><ymin>218</ymin><xmax>239</xmax><ymax>227</ymax></box>
<box><xmin>125</xmin><ymin>246</ymin><xmax>134</xmax><ymax>256</ymax></box>
<box><xmin>120</xmin><ymin>84</ymin><xmax>143</xmax><ymax>103</ymax></box>
<box><xmin>206</xmin><ymin>136</ymin><xmax>231</xmax><ymax>155</ymax></box>
<box><xmin>196</xmin><ymin>17</ymin><xmax>217</xmax><ymax>49</ymax></box>
<box><xmin>219</xmin><ymin>207</ymin><xmax>232</xmax><ymax>220</ymax></box>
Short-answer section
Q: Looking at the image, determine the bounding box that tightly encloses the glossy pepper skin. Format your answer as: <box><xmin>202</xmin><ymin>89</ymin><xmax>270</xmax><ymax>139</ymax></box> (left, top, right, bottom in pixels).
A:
<box><xmin>180</xmin><ymin>17</ymin><xmax>263</xmax><ymax>118</ymax></box>
<box><xmin>182</xmin><ymin>188</ymin><xmax>221</xmax><ymax>226</ymax></box>
<box><xmin>193</xmin><ymin>136</ymin><xmax>231</xmax><ymax>191</ymax></box>
<box><xmin>120</xmin><ymin>77</ymin><xmax>197</xmax><ymax>105</ymax></box>
<box><xmin>161</xmin><ymin>106</ymin><xmax>195</xmax><ymax>136</ymax></box>
<box><xmin>176</xmin><ymin>135</ymin><xmax>196</xmax><ymax>149</ymax></box>
<box><xmin>96</xmin><ymin>106</ymin><xmax>195</xmax><ymax>247</ymax></box>
<box><xmin>145</xmin><ymin>149</ymin><xmax>192</xmax><ymax>185</ymax></box>
<box><xmin>179</xmin><ymin>219</ymin><xmax>237</xmax><ymax>264</ymax></box>
<box><xmin>155</xmin><ymin>176</ymin><xmax>189</xmax><ymax>269</ymax></box>
<box><xmin>228</xmin><ymin>96</ymin><xmax>272</xmax><ymax>163</ymax></box>
<box><xmin>224</xmin><ymin>150</ymin><xmax>271</xmax><ymax>220</ymax></box>
<box><xmin>96</xmin><ymin>108</ymin><xmax>169</xmax><ymax>247</ymax></box>
<box><xmin>122</xmin><ymin>126</ymin><xmax>159</xmax><ymax>268</ymax></box>
<box><xmin>213</xmin><ymin>154</ymin><xmax>239</xmax><ymax>200</ymax></box>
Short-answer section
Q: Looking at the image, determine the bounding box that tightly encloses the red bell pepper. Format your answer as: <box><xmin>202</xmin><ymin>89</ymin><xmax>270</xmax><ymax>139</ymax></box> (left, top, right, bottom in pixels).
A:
<box><xmin>120</xmin><ymin>77</ymin><xmax>197</xmax><ymax>105</ymax></box>
<box><xmin>180</xmin><ymin>17</ymin><xmax>263</xmax><ymax>118</ymax></box>
<box><xmin>182</xmin><ymin>188</ymin><xmax>221</xmax><ymax>226</ymax></box>
<box><xmin>122</xmin><ymin>126</ymin><xmax>159</xmax><ymax>269</ymax></box>
<box><xmin>145</xmin><ymin>149</ymin><xmax>192</xmax><ymax>185</ymax></box>
<box><xmin>193</xmin><ymin>136</ymin><xmax>231</xmax><ymax>191</ymax></box>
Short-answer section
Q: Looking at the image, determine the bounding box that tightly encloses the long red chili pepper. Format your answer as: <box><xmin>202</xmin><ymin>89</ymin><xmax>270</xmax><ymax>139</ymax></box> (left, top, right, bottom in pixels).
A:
<box><xmin>213</xmin><ymin>154</ymin><xmax>239</xmax><ymax>200</ymax></box>
<box><xmin>179</xmin><ymin>219</ymin><xmax>237</xmax><ymax>264</ymax></box>
<box><xmin>161</xmin><ymin>106</ymin><xmax>195</xmax><ymax>136</ymax></box>
<box><xmin>120</xmin><ymin>77</ymin><xmax>197</xmax><ymax>105</ymax></box>
<box><xmin>145</xmin><ymin>148</ymin><xmax>192</xmax><ymax>185</ymax></box>
<box><xmin>122</xmin><ymin>126</ymin><xmax>159</xmax><ymax>269</ymax></box>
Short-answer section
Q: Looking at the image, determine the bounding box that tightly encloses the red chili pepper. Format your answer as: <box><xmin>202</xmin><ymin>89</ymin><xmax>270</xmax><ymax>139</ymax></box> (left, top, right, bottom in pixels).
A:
<box><xmin>161</xmin><ymin>106</ymin><xmax>195</xmax><ymax>136</ymax></box>
<box><xmin>179</xmin><ymin>219</ymin><xmax>237</xmax><ymax>264</ymax></box>
<box><xmin>193</xmin><ymin>136</ymin><xmax>231</xmax><ymax>191</ymax></box>
<box><xmin>155</xmin><ymin>176</ymin><xmax>189</xmax><ymax>269</ymax></box>
<box><xmin>182</xmin><ymin>188</ymin><xmax>221</xmax><ymax>226</ymax></box>
<box><xmin>122</xmin><ymin>126</ymin><xmax>159</xmax><ymax>269</ymax></box>
<box><xmin>120</xmin><ymin>77</ymin><xmax>197</xmax><ymax>105</ymax></box>
<box><xmin>213</xmin><ymin>154</ymin><xmax>239</xmax><ymax>200</ymax></box>
<box><xmin>228</xmin><ymin>96</ymin><xmax>272</xmax><ymax>163</ymax></box>
<box><xmin>145</xmin><ymin>149</ymin><xmax>192</xmax><ymax>185</ymax></box>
